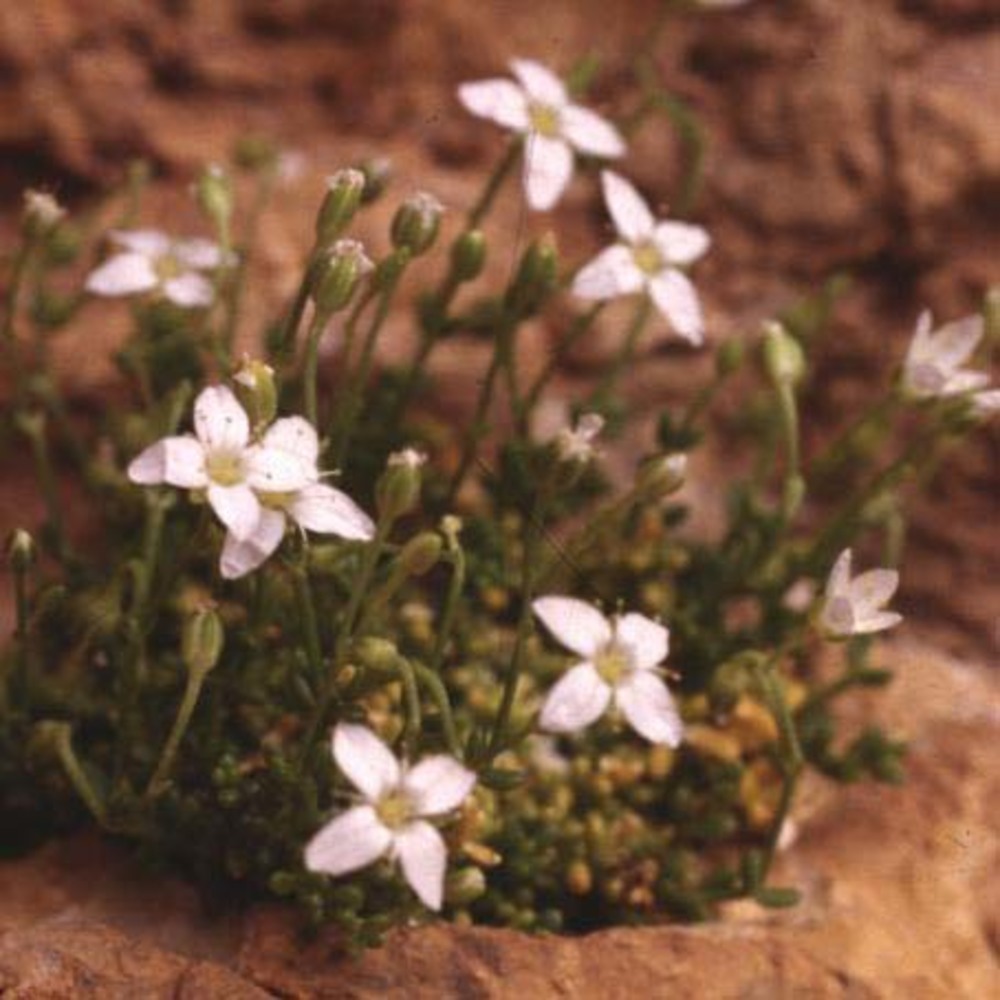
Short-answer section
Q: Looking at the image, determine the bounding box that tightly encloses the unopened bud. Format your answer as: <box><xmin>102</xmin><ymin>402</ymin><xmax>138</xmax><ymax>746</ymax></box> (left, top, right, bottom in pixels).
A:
<box><xmin>316</xmin><ymin>168</ymin><xmax>366</xmax><ymax>246</ymax></box>
<box><xmin>376</xmin><ymin>448</ymin><xmax>425</xmax><ymax>522</ymax></box>
<box><xmin>233</xmin><ymin>356</ymin><xmax>277</xmax><ymax>429</ymax></box>
<box><xmin>311</xmin><ymin>238</ymin><xmax>373</xmax><ymax>315</ymax></box>
<box><xmin>233</xmin><ymin>134</ymin><xmax>279</xmax><ymax>172</ymax></box>
<box><xmin>762</xmin><ymin>322</ymin><xmax>806</xmax><ymax>387</ymax></box>
<box><xmin>391</xmin><ymin>192</ymin><xmax>443</xmax><ymax>256</ymax></box>
<box><xmin>507</xmin><ymin>235</ymin><xmax>558</xmax><ymax>316</ymax></box>
<box><xmin>6</xmin><ymin>528</ymin><xmax>37</xmax><ymax>572</ymax></box>
<box><xmin>182</xmin><ymin>607</ymin><xmax>224</xmax><ymax>677</ymax></box>
<box><xmin>451</xmin><ymin>229</ymin><xmax>487</xmax><ymax>282</ymax></box>
<box><xmin>358</xmin><ymin>157</ymin><xmax>392</xmax><ymax>204</ymax></box>
<box><xmin>352</xmin><ymin>636</ymin><xmax>401</xmax><ymax>675</ymax></box>
<box><xmin>715</xmin><ymin>338</ymin><xmax>745</xmax><ymax>378</ymax></box>
<box><xmin>635</xmin><ymin>452</ymin><xmax>687</xmax><ymax>501</ymax></box>
<box><xmin>446</xmin><ymin>867</ymin><xmax>487</xmax><ymax>906</ymax></box>
<box><xmin>195</xmin><ymin>165</ymin><xmax>233</xmax><ymax>235</ymax></box>
<box><xmin>395</xmin><ymin>532</ymin><xmax>443</xmax><ymax>577</ymax></box>
<box><xmin>22</xmin><ymin>190</ymin><xmax>66</xmax><ymax>241</ymax></box>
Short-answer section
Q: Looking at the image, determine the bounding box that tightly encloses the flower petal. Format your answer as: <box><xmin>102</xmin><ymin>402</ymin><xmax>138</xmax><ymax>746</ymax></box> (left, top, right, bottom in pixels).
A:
<box><xmin>927</xmin><ymin>315</ymin><xmax>984</xmax><ymax>371</ymax></box>
<box><xmin>509</xmin><ymin>58</ymin><xmax>566</xmax><ymax>106</ymax></box>
<box><xmin>163</xmin><ymin>273</ymin><xmax>215</xmax><ymax>308</ymax></box>
<box><xmin>653</xmin><ymin>221</ymin><xmax>711</xmax><ymax>266</ymax></box>
<box><xmin>615</xmin><ymin>670</ymin><xmax>683</xmax><ymax>746</ymax></box>
<box><xmin>614</xmin><ymin>613</ymin><xmax>669</xmax><ymax>671</ymax></box>
<box><xmin>207</xmin><ymin>481</ymin><xmax>261</xmax><ymax>541</ymax></box>
<box><xmin>848</xmin><ymin>568</ymin><xmax>899</xmax><ymax>615</ymax></box>
<box><xmin>943</xmin><ymin>371</ymin><xmax>990</xmax><ymax>396</ymax></box>
<box><xmin>561</xmin><ymin>104</ymin><xmax>625</xmax><ymax>158</ymax></box>
<box><xmin>333</xmin><ymin>723</ymin><xmax>401</xmax><ymax>801</ymax></box>
<box><xmin>109</xmin><ymin>229</ymin><xmax>170</xmax><ymax>256</ymax></box>
<box><xmin>219</xmin><ymin>508</ymin><xmax>286</xmax><ymax>579</ymax></box>
<box><xmin>601</xmin><ymin>171</ymin><xmax>655</xmax><ymax>243</ymax></box>
<box><xmin>457</xmin><ymin>79</ymin><xmax>530</xmax><ymax>131</ymax></box>
<box><xmin>522</xmin><ymin>134</ymin><xmax>574</xmax><ymax>211</ymax></box>
<box><xmin>304</xmin><ymin>804</ymin><xmax>393</xmax><ymax>877</ymax></box>
<box><xmin>403</xmin><ymin>756</ymin><xmax>476</xmax><ymax>817</ymax></box>
<box><xmin>826</xmin><ymin>549</ymin><xmax>853</xmax><ymax>599</ymax></box>
<box><xmin>539</xmin><ymin>662</ymin><xmax>612</xmax><ymax>733</ymax></box>
<box><xmin>572</xmin><ymin>245</ymin><xmax>645</xmax><ymax>300</ymax></box>
<box><xmin>194</xmin><ymin>385</ymin><xmax>250</xmax><ymax>453</ymax></box>
<box><xmin>246</xmin><ymin>446</ymin><xmax>314</xmax><ymax>493</ymax></box>
<box><xmin>852</xmin><ymin>610</ymin><xmax>903</xmax><ymax>634</ymax></box>
<box><xmin>128</xmin><ymin>436</ymin><xmax>208</xmax><ymax>489</ymax></box>
<box><xmin>289</xmin><ymin>483</ymin><xmax>375</xmax><ymax>540</ymax></box>
<box><xmin>173</xmin><ymin>237</ymin><xmax>229</xmax><ymax>270</ymax></box>
<box><xmin>973</xmin><ymin>389</ymin><xmax>1000</xmax><ymax>415</ymax></box>
<box><xmin>85</xmin><ymin>252</ymin><xmax>158</xmax><ymax>297</ymax></box>
<box><xmin>263</xmin><ymin>416</ymin><xmax>320</xmax><ymax>467</ymax></box>
<box><xmin>532</xmin><ymin>595</ymin><xmax>612</xmax><ymax>657</ymax></box>
<box><xmin>649</xmin><ymin>269</ymin><xmax>704</xmax><ymax>345</ymax></box>
<box><xmin>394</xmin><ymin>820</ymin><xmax>447</xmax><ymax>910</ymax></box>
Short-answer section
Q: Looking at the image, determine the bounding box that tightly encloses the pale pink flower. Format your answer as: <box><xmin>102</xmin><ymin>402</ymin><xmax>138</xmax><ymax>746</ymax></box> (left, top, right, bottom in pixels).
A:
<box><xmin>820</xmin><ymin>549</ymin><xmax>902</xmax><ymax>638</ymax></box>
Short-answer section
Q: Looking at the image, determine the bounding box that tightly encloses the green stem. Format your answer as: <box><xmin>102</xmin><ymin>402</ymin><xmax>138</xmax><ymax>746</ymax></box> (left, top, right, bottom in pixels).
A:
<box><xmin>412</xmin><ymin>660</ymin><xmax>462</xmax><ymax>757</ymax></box>
<box><xmin>589</xmin><ymin>295</ymin><xmax>651</xmax><ymax>407</ymax></box>
<box><xmin>294</xmin><ymin>561</ymin><xmax>325</xmax><ymax>686</ymax></box>
<box><xmin>396</xmin><ymin>656</ymin><xmax>422</xmax><ymax>758</ymax></box>
<box><xmin>51</xmin><ymin>724</ymin><xmax>108</xmax><ymax>825</ymax></box>
<box><xmin>18</xmin><ymin>412</ymin><xmax>68</xmax><ymax>561</ymax></box>
<box><xmin>468</xmin><ymin>139</ymin><xmax>521</xmax><ymax>228</ymax></box>
<box><xmin>145</xmin><ymin>666</ymin><xmax>211</xmax><ymax>797</ymax></box>
<box><xmin>429</xmin><ymin>544</ymin><xmax>466</xmax><ymax>674</ymax></box>
<box><xmin>303</xmin><ymin>308</ymin><xmax>330</xmax><ymax>428</ymax></box>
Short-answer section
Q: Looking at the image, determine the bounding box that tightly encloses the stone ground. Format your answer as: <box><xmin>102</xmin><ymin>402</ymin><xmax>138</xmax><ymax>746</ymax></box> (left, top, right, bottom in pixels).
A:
<box><xmin>0</xmin><ymin>0</ymin><xmax>998</xmax><ymax>996</ymax></box>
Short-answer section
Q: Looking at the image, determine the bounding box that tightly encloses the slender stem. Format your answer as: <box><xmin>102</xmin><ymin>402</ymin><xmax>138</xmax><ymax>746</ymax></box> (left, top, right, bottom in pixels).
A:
<box><xmin>18</xmin><ymin>413</ymin><xmax>68</xmax><ymax>561</ymax></box>
<box><xmin>274</xmin><ymin>265</ymin><xmax>314</xmax><ymax>365</ymax></box>
<box><xmin>303</xmin><ymin>308</ymin><xmax>329</xmax><ymax>427</ymax></box>
<box><xmin>429</xmin><ymin>545</ymin><xmax>466</xmax><ymax>674</ymax></box>
<box><xmin>806</xmin><ymin>391</ymin><xmax>899</xmax><ymax>485</ymax></box>
<box><xmin>396</xmin><ymin>656</ymin><xmax>422</xmax><ymax>758</ymax></box>
<box><xmin>145</xmin><ymin>666</ymin><xmax>211</xmax><ymax>797</ymax></box>
<box><xmin>294</xmin><ymin>561</ymin><xmax>325</xmax><ymax>686</ymax></box>
<box><xmin>468</xmin><ymin>139</ymin><xmax>521</xmax><ymax>229</ymax></box>
<box><xmin>412</xmin><ymin>660</ymin><xmax>462</xmax><ymax>757</ymax></box>
<box><xmin>51</xmin><ymin>724</ymin><xmax>108</xmax><ymax>825</ymax></box>
<box><xmin>589</xmin><ymin>295</ymin><xmax>652</xmax><ymax>407</ymax></box>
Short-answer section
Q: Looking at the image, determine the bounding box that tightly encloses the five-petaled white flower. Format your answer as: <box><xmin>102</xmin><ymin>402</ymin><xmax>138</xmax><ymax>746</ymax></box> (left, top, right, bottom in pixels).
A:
<box><xmin>533</xmin><ymin>596</ymin><xmax>683</xmax><ymax>745</ymax></box>
<box><xmin>85</xmin><ymin>229</ymin><xmax>232</xmax><ymax>308</ymax></box>
<box><xmin>820</xmin><ymin>549</ymin><xmax>902</xmax><ymax>638</ymax></box>
<box><xmin>573</xmin><ymin>171</ymin><xmax>711</xmax><ymax>345</ymax></box>
<box><xmin>458</xmin><ymin>58</ymin><xmax>625</xmax><ymax>211</ymax></box>
<box><xmin>553</xmin><ymin>412</ymin><xmax>604</xmax><ymax>463</ymax></box>
<box><xmin>219</xmin><ymin>416</ymin><xmax>374</xmax><ymax>579</ymax></box>
<box><xmin>902</xmin><ymin>311</ymin><xmax>999</xmax><ymax>414</ymax></box>
<box><xmin>304</xmin><ymin>724</ymin><xmax>477</xmax><ymax>911</ymax></box>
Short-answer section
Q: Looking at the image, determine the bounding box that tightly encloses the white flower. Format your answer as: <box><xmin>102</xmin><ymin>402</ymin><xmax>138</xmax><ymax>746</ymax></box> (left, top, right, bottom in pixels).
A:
<box><xmin>553</xmin><ymin>412</ymin><xmax>604</xmax><ymax>463</ymax></box>
<box><xmin>219</xmin><ymin>416</ymin><xmax>374</xmax><ymax>579</ymax></box>
<box><xmin>458</xmin><ymin>58</ymin><xmax>625</xmax><ymax>211</ymax></box>
<box><xmin>572</xmin><ymin>171</ymin><xmax>711</xmax><ymax>345</ymax></box>
<box><xmin>304</xmin><ymin>724</ymin><xmax>476</xmax><ymax>910</ymax></box>
<box><xmin>85</xmin><ymin>229</ymin><xmax>232</xmax><ymax>308</ymax></box>
<box><xmin>533</xmin><ymin>596</ymin><xmax>683</xmax><ymax>745</ymax></box>
<box><xmin>902</xmin><ymin>311</ymin><xmax>997</xmax><ymax>411</ymax></box>
<box><xmin>820</xmin><ymin>549</ymin><xmax>902</xmax><ymax>637</ymax></box>
<box><xmin>128</xmin><ymin>385</ymin><xmax>314</xmax><ymax>543</ymax></box>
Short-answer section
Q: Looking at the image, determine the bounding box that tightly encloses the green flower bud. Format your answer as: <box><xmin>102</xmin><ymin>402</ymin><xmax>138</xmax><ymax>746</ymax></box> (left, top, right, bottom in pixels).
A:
<box><xmin>195</xmin><ymin>165</ymin><xmax>234</xmax><ymax>235</ymax></box>
<box><xmin>391</xmin><ymin>191</ymin><xmax>443</xmax><ymax>256</ymax></box>
<box><xmin>375</xmin><ymin>448</ymin><xmax>425</xmax><ymax>522</ymax></box>
<box><xmin>6</xmin><ymin>528</ymin><xmax>37</xmax><ymax>572</ymax></box>
<box><xmin>182</xmin><ymin>606</ymin><xmax>224</xmax><ymax>677</ymax></box>
<box><xmin>233</xmin><ymin>356</ymin><xmax>278</xmax><ymax>429</ymax></box>
<box><xmin>715</xmin><ymin>338</ymin><xmax>745</xmax><ymax>378</ymax></box>
<box><xmin>233</xmin><ymin>134</ymin><xmax>279</xmax><ymax>172</ymax></box>
<box><xmin>358</xmin><ymin>157</ymin><xmax>392</xmax><ymax>204</ymax></box>
<box><xmin>316</xmin><ymin>168</ymin><xmax>366</xmax><ymax>246</ymax></box>
<box><xmin>395</xmin><ymin>532</ymin><xmax>443</xmax><ymax>577</ymax></box>
<box><xmin>22</xmin><ymin>190</ymin><xmax>65</xmax><ymax>241</ymax></box>
<box><xmin>507</xmin><ymin>235</ymin><xmax>558</xmax><ymax>316</ymax></box>
<box><xmin>451</xmin><ymin>229</ymin><xmax>487</xmax><ymax>283</ymax></box>
<box><xmin>762</xmin><ymin>321</ymin><xmax>806</xmax><ymax>387</ymax></box>
<box><xmin>446</xmin><ymin>867</ymin><xmax>487</xmax><ymax>906</ymax></box>
<box><xmin>352</xmin><ymin>636</ymin><xmax>401</xmax><ymax>675</ymax></box>
<box><xmin>311</xmin><ymin>238</ymin><xmax>373</xmax><ymax>315</ymax></box>
<box><xmin>635</xmin><ymin>452</ymin><xmax>687</xmax><ymax>502</ymax></box>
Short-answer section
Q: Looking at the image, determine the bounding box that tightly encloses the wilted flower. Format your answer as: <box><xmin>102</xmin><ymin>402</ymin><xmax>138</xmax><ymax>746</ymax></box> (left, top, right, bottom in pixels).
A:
<box><xmin>820</xmin><ymin>548</ymin><xmax>902</xmax><ymax>637</ymax></box>
<box><xmin>458</xmin><ymin>58</ymin><xmax>625</xmax><ymax>211</ymax></box>
<box><xmin>573</xmin><ymin>171</ymin><xmax>710</xmax><ymax>345</ymax></box>
<box><xmin>902</xmin><ymin>311</ymin><xmax>998</xmax><ymax>412</ymax></box>
<box><xmin>304</xmin><ymin>724</ymin><xmax>476</xmax><ymax>910</ymax></box>
<box><xmin>22</xmin><ymin>189</ymin><xmax>66</xmax><ymax>237</ymax></box>
<box><xmin>533</xmin><ymin>596</ymin><xmax>683</xmax><ymax>745</ymax></box>
<box><xmin>85</xmin><ymin>230</ymin><xmax>233</xmax><ymax>308</ymax></box>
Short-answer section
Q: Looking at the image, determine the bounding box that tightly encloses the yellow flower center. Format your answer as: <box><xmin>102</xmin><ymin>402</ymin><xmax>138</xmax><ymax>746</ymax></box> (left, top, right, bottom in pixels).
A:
<box><xmin>529</xmin><ymin>102</ymin><xmax>561</xmax><ymax>138</ymax></box>
<box><xmin>205</xmin><ymin>451</ymin><xmax>245</xmax><ymax>487</ymax></box>
<box><xmin>375</xmin><ymin>790</ymin><xmax>414</xmax><ymax>831</ymax></box>
<box><xmin>632</xmin><ymin>240</ymin><xmax>664</xmax><ymax>276</ymax></box>
<box><xmin>594</xmin><ymin>644</ymin><xmax>631</xmax><ymax>686</ymax></box>
<box><xmin>258</xmin><ymin>490</ymin><xmax>296</xmax><ymax>510</ymax></box>
<box><xmin>154</xmin><ymin>253</ymin><xmax>183</xmax><ymax>282</ymax></box>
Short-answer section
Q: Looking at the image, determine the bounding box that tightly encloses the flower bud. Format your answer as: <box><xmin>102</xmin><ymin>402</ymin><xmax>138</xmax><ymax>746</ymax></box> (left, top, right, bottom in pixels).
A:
<box><xmin>376</xmin><ymin>448</ymin><xmax>425</xmax><ymax>522</ymax></box>
<box><xmin>762</xmin><ymin>321</ymin><xmax>805</xmax><ymax>387</ymax></box>
<box><xmin>635</xmin><ymin>453</ymin><xmax>687</xmax><ymax>502</ymax></box>
<box><xmin>6</xmin><ymin>528</ymin><xmax>37</xmax><ymax>573</ymax></box>
<box><xmin>395</xmin><ymin>532</ymin><xmax>443</xmax><ymax>577</ymax></box>
<box><xmin>311</xmin><ymin>238</ymin><xmax>373</xmax><ymax>315</ymax></box>
<box><xmin>182</xmin><ymin>607</ymin><xmax>224</xmax><ymax>677</ymax></box>
<box><xmin>233</xmin><ymin>356</ymin><xmax>277</xmax><ymax>429</ymax></box>
<box><xmin>507</xmin><ymin>235</ymin><xmax>558</xmax><ymax>316</ymax></box>
<box><xmin>451</xmin><ymin>229</ymin><xmax>487</xmax><ymax>283</ymax></box>
<box><xmin>352</xmin><ymin>636</ymin><xmax>401</xmax><ymax>675</ymax></box>
<box><xmin>358</xmin><ymin>157</ymin><xmax>392</xmax><ymax>204</ymax></box>
<box><xmin>391</xmin><ymin>192</ymin><xmax>443</xmax><ymax>256</ymax></box>
<box><xmin>715</xmin><ymin>338</ymin><xmax>744</xmax><ymax>378</ymax></box>
<box><xmin>22</xmin><ymin>190</ymin><xmax>66</xmax><ymax>241</ymax></box>
<box><xmin>195</xmin><ymin>165</ymin><xmax>234</xmax><ymax>235</ymax></box>
<box><xmin>316</xmin><ymin>168</ymin><xmax>366</xmax><ymax>246</ymax></box>
<box><xmin>233</xmin><ymin>135</ymin><xmax>279</xmax><ymax>172</ymax></box>
<box><xmin>446</xmin><ymin>867</ymin><xmax>487</xmax><ymax>906</ymax></box>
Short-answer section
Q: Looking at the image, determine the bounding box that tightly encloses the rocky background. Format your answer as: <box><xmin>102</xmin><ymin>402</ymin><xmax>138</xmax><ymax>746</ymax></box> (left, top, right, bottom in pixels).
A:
<box><xmin>0</xmin><ymin>1</ymin><xmax>998</xmax><ymax>996</ymax></box>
